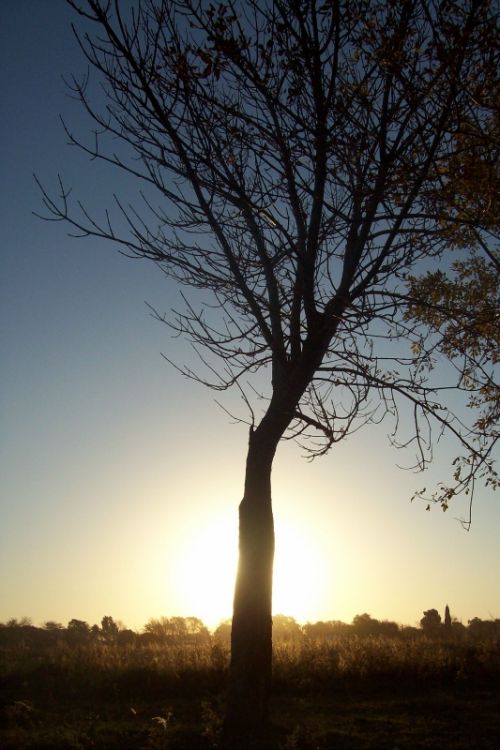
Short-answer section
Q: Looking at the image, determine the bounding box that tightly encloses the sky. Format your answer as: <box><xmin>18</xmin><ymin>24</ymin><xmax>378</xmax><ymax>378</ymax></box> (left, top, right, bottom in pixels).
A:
<box><xmin>1</xmin><ymin>0</ymin><xmax>499</xmax><ymax>632</ymax></box>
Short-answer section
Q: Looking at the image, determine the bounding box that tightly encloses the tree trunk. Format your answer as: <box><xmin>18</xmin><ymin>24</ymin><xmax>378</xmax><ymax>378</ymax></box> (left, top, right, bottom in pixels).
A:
<box><xmin>223</xmin><ymin>411</ymin><xmax>284</xmax><ymax>749</ymax></box>
<box><xmin>223</xmin><ymin>358</ymin><xmax>324</xmax><ymax>747</ymax></box>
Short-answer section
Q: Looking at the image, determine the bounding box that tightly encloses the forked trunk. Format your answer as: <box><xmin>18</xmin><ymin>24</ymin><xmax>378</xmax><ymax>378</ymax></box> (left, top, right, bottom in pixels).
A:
<box><xmin>223</xmin><ymin>416</ymin><xmax>282</xmax><ymax>748</ymax></box>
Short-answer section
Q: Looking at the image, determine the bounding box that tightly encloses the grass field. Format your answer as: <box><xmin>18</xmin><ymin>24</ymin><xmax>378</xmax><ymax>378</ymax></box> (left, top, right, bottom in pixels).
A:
<box><xmin>1</xmin><ymin>625</ymin><xmax>499</xmax><ymax>748</ymax></box>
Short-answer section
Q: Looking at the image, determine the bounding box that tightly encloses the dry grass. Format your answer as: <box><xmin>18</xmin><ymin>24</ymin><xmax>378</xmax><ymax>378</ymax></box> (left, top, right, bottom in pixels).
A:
<box><xmin>1</xmin><ymin>630</ymin><xmax>499</xmax><ymax>748</ymax></box>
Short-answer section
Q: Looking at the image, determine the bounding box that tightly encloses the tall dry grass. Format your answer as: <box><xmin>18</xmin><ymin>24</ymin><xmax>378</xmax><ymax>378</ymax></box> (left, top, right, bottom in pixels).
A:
<box><xmin>2</xmin><ymin>628</ymin><xmax>499</xmax><ymax>704</ymax></box>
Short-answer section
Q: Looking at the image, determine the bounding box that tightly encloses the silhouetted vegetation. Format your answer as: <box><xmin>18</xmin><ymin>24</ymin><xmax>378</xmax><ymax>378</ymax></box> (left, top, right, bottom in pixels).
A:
<box><xmin>1</xmin><ymin>609</ymin><xmax>499</xmax><ymax>748</ymax></box>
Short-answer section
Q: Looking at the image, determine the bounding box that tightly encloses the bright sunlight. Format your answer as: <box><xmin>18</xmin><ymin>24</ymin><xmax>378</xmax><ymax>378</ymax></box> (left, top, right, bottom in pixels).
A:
<box><xmin>273</xmin><ymin>517</ymin><xmax>324</xmax><ymax>623</ymax></box>
<box><xmin>176</xmin><ymin>517</ymin><xmax>238</xmax><ymax>628</ymax></box>
<box><xmin>175</xmin><ymin>514</ymin><xmax>323</xmax><ymax>628</ymax></box>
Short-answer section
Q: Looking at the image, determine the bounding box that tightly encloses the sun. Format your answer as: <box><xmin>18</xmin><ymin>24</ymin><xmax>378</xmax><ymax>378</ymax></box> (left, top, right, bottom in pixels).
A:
<box><xmin>175</xmin><ymin>513</ymin><xmax>323</xmax><ymax>628</ymax></box>
<box><xmin>273</xmin><ymin>516</ymin><xmax>323</xmax><ymax>622</ymax></box>
<box><xmin>175</xmin><ymin>517</ymin><xmax>238</xmax><ymax>628</ymax></box>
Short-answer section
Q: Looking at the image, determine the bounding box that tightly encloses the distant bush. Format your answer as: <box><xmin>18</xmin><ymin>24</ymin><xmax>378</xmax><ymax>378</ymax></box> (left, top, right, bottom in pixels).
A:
<box><xmin>143</xmin><ymin>616</ymin><xmax>211</xmax><ymax>645</ymax></box>
<box><xmin>468</xmin><ymin>617</ymin><xmax>500</xmax><ymax>640</ymax></box>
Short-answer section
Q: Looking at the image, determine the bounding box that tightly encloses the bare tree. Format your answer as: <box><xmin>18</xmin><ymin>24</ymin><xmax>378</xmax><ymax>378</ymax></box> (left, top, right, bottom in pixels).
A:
<box><xmin>38</xmin><ymin>1</ymin><xmax>499</xmax><ymax>745</ymax></box>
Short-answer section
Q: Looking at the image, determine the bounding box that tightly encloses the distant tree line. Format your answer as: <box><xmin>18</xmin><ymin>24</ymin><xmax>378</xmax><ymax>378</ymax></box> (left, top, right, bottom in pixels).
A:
<box><xmin>1</xmin><ymin>607</ymin><xmax>499</xmax><ymax>648</ymax></box>
<box><xmin>0</xmin><ymin>615</ymin><xmax>209</xmax><ymax>648</ymax></box>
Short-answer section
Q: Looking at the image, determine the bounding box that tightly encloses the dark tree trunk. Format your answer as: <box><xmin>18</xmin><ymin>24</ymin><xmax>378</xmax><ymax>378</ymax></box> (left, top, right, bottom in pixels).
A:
<box><xmin>223</xmin><ymin>359</ymin><xmax>325</xmax><ymax>748</ymax></box>
<box><xmin>223</xmin><ymin>408</ymin><xmax>286</xmax><ymax>749</ymax></box>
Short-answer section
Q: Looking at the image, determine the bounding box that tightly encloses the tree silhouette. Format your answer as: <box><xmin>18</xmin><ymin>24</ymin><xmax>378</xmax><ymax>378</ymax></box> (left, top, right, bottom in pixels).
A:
<box><xmin>444</xmin><ymin>604</ymin><xmax>452</xmax><ymax>633</ymax></box>
<box><xmin>143</xmin><ymin>615</ymin><xmax>210</xmax><ymax>644</ymax></box>
<box><xmin>43</xmin><ymin>621</ymin><xmax>64</xmax><ymax>632</ymax></box>
<box><xmin>352</xmin><ymin>613</ymin><xmax>380</xmax><ymax>637</ymax></box>
<box><xmin>100</xmin><ymin>615</ymin><xmax>120</xmax><ymax>642</ymax></box>
<box><xmin>272</xmin><ymin>614</ymin><xmax>302</xmax><ymax>643</ymax></box>
<box><xmin>420</xmin><ymin>608</ymin><xmax>442</xmax><ymax>635</ymax></box>
<box><xmin>67</xmin><ymin>618</ymin><xmax>91</xmax><ymax>642</ymax></box>
<box><xmin>39</xmin><ymin>1</ymin><xmax>499</xmax><ymax>744</ymax></box>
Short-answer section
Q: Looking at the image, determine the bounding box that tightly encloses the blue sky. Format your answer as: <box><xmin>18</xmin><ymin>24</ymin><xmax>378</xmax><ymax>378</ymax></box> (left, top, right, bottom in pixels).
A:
<box><xmin>1</xmin><ymin>1</ymin><xmax>499</xmax><ymax>631</ymax></box>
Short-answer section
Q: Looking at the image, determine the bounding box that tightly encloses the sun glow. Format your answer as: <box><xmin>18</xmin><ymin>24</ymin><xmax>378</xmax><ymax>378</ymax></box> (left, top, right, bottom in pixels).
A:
<box><xmin>175</xmin><ymin>517</ymin><xmax>238</xmax><ymax>628</ymax></box>
<box><xmin>273</xmin><ymin>517</ymin><xmax>324</xmax><ymax>623</ymax></box>
<box><xmin>175</xmin><ymin>513</ymin><xmax>323</xmax><ymax>628</ymax></box>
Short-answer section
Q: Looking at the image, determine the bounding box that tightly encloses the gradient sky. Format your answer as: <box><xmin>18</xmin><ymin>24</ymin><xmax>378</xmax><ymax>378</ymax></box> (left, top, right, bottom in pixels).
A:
<box><xmin>1</xmin><ymin>1</ymin><xmax>499</xmax><ymax>632</ymax></box>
